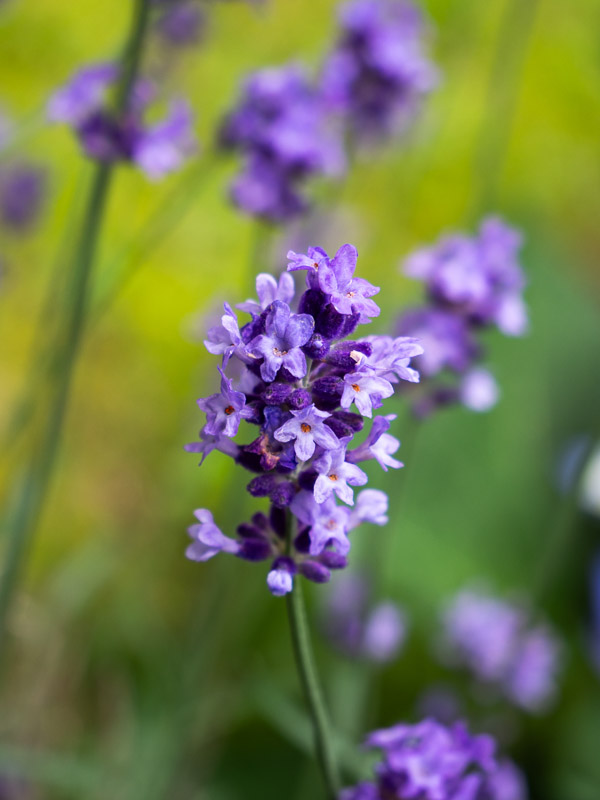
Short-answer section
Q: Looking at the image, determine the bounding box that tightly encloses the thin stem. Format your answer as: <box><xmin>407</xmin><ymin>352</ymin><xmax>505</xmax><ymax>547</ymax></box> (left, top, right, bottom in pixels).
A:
<box><xmin>0</xmin><ymin>0</ymin><xmax>152</xmax><ymax>660</ymax></box>
<box><xmin>285</xmin><ymin>516</ymin><xmax>340</xmax><ymax>799</ymax></box>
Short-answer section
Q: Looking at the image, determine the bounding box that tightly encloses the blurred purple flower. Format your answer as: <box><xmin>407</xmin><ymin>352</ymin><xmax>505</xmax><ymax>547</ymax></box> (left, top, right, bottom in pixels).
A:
<box><xmin>440</xmin><ymin>587</ymin><xmax>562</xmax><ymax>712</ymax></box>
<box><xmin>397</xmin><ymin>216</ymin><xmax>526</xmax><ymax>416</ymax></box>
<box><xmin>324</xmin><ymin>572</ymin><xmax>407</xmax><ymax>663</ymax></box>
<box><xmin>341</xmin><ymin>717</ymin><xmax>528</xmax><ymax>800</ymax></box>
<box><xmin>220</xmin><ymin>64</ymin><xmax>345</xmax><ymax>222</ymax></box>
<box><xmin>48</xmin><ymin>62</ymin><xmax>196</xmax><ymax>178</ymax></box>
<box><xmin>0</xmin><ymin>163</ymin><xmax>46</xmax><ymax>231</ymax></box>
<box><xmin>321</xmin><ymin>0</ymin><xmax>438</xmax><ymax>146</ymax></box>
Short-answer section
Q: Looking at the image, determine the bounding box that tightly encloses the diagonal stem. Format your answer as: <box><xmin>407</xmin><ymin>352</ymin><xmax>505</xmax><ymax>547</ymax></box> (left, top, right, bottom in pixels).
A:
<box><xmin>0</xmin><ymin>0</ymin><xmax>152</xmax><ymax>661</ymax></box>
<box><xmin>285</xmin><ymin>515</ymin><xmax>340</xmax><ymax>799</ymax></box>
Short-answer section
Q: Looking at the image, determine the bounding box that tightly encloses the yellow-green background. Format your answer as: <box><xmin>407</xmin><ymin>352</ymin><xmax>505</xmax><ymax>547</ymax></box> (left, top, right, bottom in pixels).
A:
<box><xmin>1</xmin><ymin>0</ymin><xmax>599</xmax><ymax>798</ymax></box>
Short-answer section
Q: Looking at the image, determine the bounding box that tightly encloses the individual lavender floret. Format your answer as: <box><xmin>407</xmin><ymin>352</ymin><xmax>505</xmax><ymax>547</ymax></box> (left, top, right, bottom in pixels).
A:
<box><xmin>186</xmin><ymin>509</ymin><xmax>240</xmax><ymax>561</ymax></box>
<box><xmin>397</xmin><ymin>216</ymin><xmax>527</xmax><ymax>416</ymax></box>
<box><xmin>197</xmin><ymin>366</ymin><xmax>251</xmax><ymax>437</ymax></box>
<box><xmin>0</xmin><ymin>163</ymin><xmax>46</xmax><ymax>231</ymax></box>
<box><xmin>185</xmin><ymin>247</ymin><xmax>421</xmax><ymax>595</ymax></box>
<box><xmin>47</xmin><ymin>62</ymin><xmax>196</xmax><ymax>179</ymax></box>
<box><xmin>274</xmin><ymin>404</ymin><xmax>339</xmax><ymax>461</ymax></box>
<box><xmin>219</xmin><ymin>64</ymin><xmax>345</xmax><ymax>222</ymax></box>
<box><xmin>248</xmin><ymin>300</ymin><xmax>314</xmax><ymax>381</ymax></box>
<box><xmin>340</xmin><ymin>718</ymin><xmax>528</xmax><ymax>800</ymax></box>
<box><xmin>321</xmin><ymin>0</ymin><xmax>438</xmax><ymax>146</ymax></box>
<box><xmin>324</xmin><ymin>572</ymin><xmax>407</xmax><ymax>663</ymax></box>
<box><xmin>440</xmin><ymin>587</ymin><xmax>562</xmax><ymax>713</ymax></box>
<box><xmin>313</xmin><ymin>442</ymin><xmax>368</xmax><ymax>505</ymax></box>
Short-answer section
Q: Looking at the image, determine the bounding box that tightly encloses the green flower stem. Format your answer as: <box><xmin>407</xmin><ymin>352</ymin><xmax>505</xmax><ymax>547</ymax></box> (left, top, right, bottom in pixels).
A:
<box><xmin>0</xmin><ymin>0</ymin><xmax>152</xmax><ymax>660</ymax></box>
<box><xmin>285</xmin><ymin>515</ymin><xmax>341</xmax><ymax>800</ymax></box>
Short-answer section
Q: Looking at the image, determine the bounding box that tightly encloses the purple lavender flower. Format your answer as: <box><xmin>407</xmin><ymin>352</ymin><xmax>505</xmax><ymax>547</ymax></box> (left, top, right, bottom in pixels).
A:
<box><xmin>291</xmin><ymin>491</ymin><xmax>352</xmax><ymax>557</ymax></box>
<box><xmin>341</xmin><ymin>364</ymin><xmax>394</xmax><ymax>418</ymax></box>
<box><xmin>441</xmin><ymin>587</ymin><xmax>562</xmax><ymax>712</ymax></box>
<box><xmin>397</xmin><ymin>216</ymin><xmax>527</xmax><ymax>416</ymax></box>
<box><xmin>48</xmin><ymin>62</ymin><xmax>195</xmax><ymax>178</ymax></box>
<box><xmin>324</xmin><ymin>572</ymin><xmax>407</xmax><ymax>662</ymax></box>
<box><xmin>347</xmin><ymin>414</ymin><xmax>402</xmax><ymax>471</ymax></box>
<box><xmin>186</xmin><ymin>509</ymin><xmax>240</xmax><ymax>561</ymax></box>
<box><xmin>314</xmin><ymin>443</ymin><xmax>368</xmax><ymax>505</ymax></box>
<box><xmin>203</xmin><ymin>302</ymin><xmax>245</xmax><ymax>364</ymax></box>
<box><xmin>197</xmin><ymin>366</ymin><xmax>250</xmax><ymax>437</ymax></box>
<box><xmin>274</xmin><ymin>404</ymin><xmax>339</xmax><ymax>461</ymax></box>
<box><xmin>186</xmin><ymin>243</ymin><xmax>414</xmax><ymax>595</ymax></box>
<box><xmin>341</xmin><ymin>718</ymin><xmax>528</xmax><ymax>800</ymax></box>
<box><xmin>321</xmin><ymin>0</ymin><xmax>438</xmax><ymax>146</ymax></box>
<box><xmin>0</xmin><ymin>163</ymin><xmax>46</xmax><ymax>231</ymax></box>
<box><xmin>220</xmin><ymin>64</ymin><xmax>344</xmax><ymax>222</ymax></box>
<box><xmin>288</xmin><ymin>244</ymin><xmax>381</xmax><ymax>321</ymax></box>
<box><xmin>248</xmin><ymin>300</ymin><xmax>314</xmax><ymax>382</ymax></box>
<box><xmin>47</xmin><ymin>63</ymin><xmax>118</xmax><ymax>125</ymax></box>
<box><xmin>349</xmin><ymin>488</ymin><xmax>389</xmax><ymax>527</ymax></box>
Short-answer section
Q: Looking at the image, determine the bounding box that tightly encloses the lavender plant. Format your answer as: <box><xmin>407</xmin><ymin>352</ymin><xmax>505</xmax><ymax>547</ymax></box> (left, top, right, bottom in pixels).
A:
<box><xmin>396</xmin><ymin>217</ymin><xmax>528</xmax><ymax>416</ymax></box>
<box><xmin>185</xmin><ymin>243</ymin><xmax>422</xmax><ymax>795</ymax></box>
<box><xmin>185</xmin><ymin>243</ymin><xmax>422</xmax><ymax>594</ymax></box>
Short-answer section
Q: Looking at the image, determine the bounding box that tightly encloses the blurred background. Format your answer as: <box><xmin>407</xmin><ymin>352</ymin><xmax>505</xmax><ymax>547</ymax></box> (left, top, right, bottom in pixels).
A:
<box><xmin>1</xmin><ymin>0</ymin><xmax>599</xmax><ymax>798</ymax></box>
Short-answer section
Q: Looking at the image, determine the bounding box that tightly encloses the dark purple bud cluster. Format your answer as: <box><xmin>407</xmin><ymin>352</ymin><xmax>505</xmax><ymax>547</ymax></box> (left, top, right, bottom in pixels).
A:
<box><xmin>185</xmin><ymin>244</ymin><xmax>424</xmax><ymax>595</ymax></box>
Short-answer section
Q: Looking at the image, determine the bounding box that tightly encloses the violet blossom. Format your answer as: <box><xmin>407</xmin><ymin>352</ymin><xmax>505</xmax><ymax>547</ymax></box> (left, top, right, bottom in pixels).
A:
<box><xmin>324</xmin><ymin>572</ymin><xmax>407</xmax><ymax>663</ymax></box>
<box><xmin>321</xmin><ymin>0</ymin><xmax>438</xmax><ymax>146</ymax></box>
<box><xmin>219</xmin><ymin>64</ymin><xmax>345</xmax><ymax>222</ymax></box>
<box><xmin>340</xmin><ymin>718</ymin><xmax>528</xmax><ymax>800</ymax></box>
<box><xmin>184</xmin><ymin>243</ymin><xmax>421</xmax><ymax>595</ymax></box>
<box><xmin>47</xmin><ymin>61</ymin><xmax>196</xmax><ymax>178</ymax></box>
<box><xmin>397</xmin><ymin>216</ymin><xmax>527</xmax><ymax>416</ymax></box>
<box><xmin>440</xmin><ymin>587</ymin><xmax>562</xmax><ymax>713</ymax></box>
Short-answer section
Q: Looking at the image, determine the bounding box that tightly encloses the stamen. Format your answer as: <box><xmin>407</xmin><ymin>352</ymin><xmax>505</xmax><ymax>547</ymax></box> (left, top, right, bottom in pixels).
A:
<box><xmin>328</xmin><ymin>473</ymin><xmax>338</xmax><ymax>481</ymax></box>
<box><xmin>272</xmin><ymin>347</ymin><xmax>288</xmax><ymax>357</ymax></box>
<box><xmin>300</xmin><ymin>423</ymin><xmax>312</xmax><ymax>433</ymax></box>
<box><xmin>224</xmin><ymin>405</ymin><xmax>235</xmax><ymax>415</ymax></box>
<box><xmin>351</xmin><ymin>383</ymin><xmax>361</xmax><ymax>392</ymax></box>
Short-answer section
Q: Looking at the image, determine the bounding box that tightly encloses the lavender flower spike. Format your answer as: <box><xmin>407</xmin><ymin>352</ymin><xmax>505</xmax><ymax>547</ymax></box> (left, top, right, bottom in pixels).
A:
<box><xmin>186</xmin><ymin>241</ymin><xmax>409</xmax><ymax>595</ymax></box>
<box><xmin>274</xmin><ymin>404</ymin><xmax>340</xmax><ymax>461</ymax></box>
<box><xmin>248</xmin><ymin>300</ymin><xmax>314</xmax><ymax>382</ymax></box>
<box><xmin>314</xmin><ymin>443</ymin><xmax>368</xmax><ymax>505</ymax></box>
